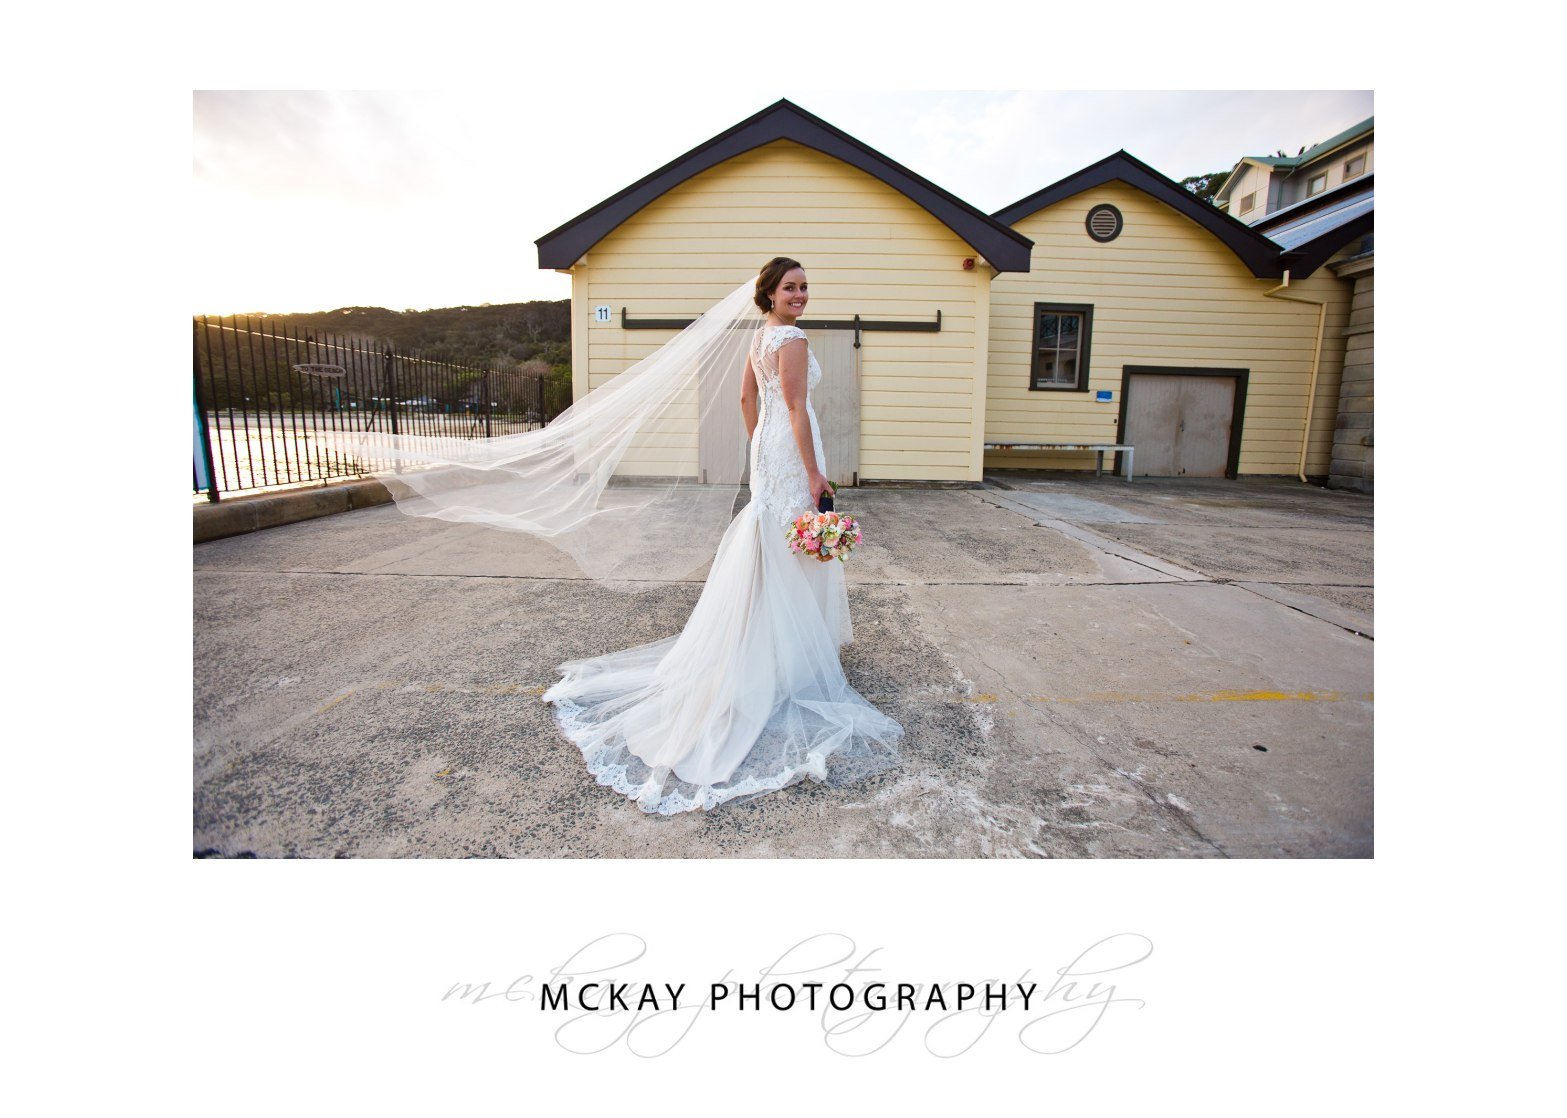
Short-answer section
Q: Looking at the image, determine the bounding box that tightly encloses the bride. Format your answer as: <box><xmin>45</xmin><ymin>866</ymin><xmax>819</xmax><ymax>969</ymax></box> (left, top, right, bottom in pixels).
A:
<box><xmin>544</xmin><ymin>259</ymin><xmax>904</xmax><ymax>814</ymax></box>
<box><xmin>365</xmin><ymin>258</ymin><xmax>904</xmax><ymax>814</ymax></box>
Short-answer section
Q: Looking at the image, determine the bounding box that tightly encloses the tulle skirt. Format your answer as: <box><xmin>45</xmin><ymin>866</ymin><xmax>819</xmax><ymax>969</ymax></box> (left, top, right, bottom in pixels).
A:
<box><xmin>542</xmin><ymin>499</ymin><xmax>904</xmax><ymax>814</ymax></box>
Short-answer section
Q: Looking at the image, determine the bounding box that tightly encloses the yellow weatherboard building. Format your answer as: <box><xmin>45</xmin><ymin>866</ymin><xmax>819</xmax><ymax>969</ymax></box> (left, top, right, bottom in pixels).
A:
<box><xmin>536</xmin><ymin>99</ymin><xmax>1372</xmax><ymax>489</ymax></box>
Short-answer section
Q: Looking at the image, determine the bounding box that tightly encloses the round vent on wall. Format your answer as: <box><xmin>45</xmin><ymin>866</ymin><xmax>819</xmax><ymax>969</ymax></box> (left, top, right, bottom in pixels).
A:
<box><xmin>1085</xmin><ymin>203</ymin><xmax>1123</xmax><ymax>242</ymax></box>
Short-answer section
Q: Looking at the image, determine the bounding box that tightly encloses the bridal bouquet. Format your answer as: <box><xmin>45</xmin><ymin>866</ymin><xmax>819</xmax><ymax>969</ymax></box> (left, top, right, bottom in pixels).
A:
<box><xmin>788</xmin><ymin>510</ymin><xmax>863</xmax><ymax>562</ymax></box>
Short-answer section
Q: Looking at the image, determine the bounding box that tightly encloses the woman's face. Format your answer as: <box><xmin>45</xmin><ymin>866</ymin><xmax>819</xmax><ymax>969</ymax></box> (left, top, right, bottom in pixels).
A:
<box><xmin>768</xmin><ymin>268</ymin><xmax>808</xmax><ymax>323</ymax></box>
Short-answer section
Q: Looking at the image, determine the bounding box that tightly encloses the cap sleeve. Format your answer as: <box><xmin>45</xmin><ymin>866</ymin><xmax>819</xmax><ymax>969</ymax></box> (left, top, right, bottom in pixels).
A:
<box><xmin>765</xmin><ymin>325</ymin><xmax>808</xmax><ymax>354</ymax></box>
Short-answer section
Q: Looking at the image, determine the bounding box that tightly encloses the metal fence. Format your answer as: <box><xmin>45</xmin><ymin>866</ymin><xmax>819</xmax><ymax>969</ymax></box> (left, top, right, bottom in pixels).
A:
<box><xmin>193</xmin><ymin>316</ymin><xmax>568</xmax><ymax>500</ymax></box>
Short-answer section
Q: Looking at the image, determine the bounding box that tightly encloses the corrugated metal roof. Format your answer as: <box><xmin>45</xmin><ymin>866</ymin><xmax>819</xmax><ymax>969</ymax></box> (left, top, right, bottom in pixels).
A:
<box><xmin>1231</xmin><ymin>117</ymin><xmax>1374</xmax><ymax>173</ymax></box>
<box><xmin>1262</xmin><ymin>186</ymin><xmax>1374</xmax><ymax>251</ymax></box>
<box><xmin>1294</xmin><ymin>116</ymin><xmax>1374</xmax><ymax>165</ymax></box>
<box><xmin>1251</xmin><ymin>173</ymin><xmax>1372</xmax><ymax>230</ymax></box>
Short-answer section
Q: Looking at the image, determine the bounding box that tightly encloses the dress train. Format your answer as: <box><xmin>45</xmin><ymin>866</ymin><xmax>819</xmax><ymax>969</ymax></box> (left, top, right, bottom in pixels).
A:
<box><xmin>543</xmin><ymin>496</ymin><xmax>902</xmax><ymax>814</ymax></box>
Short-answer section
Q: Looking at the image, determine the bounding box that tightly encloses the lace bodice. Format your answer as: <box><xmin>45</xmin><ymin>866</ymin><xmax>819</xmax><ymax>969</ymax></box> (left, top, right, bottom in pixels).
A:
<box><xmin>749</xmin><ymin>324</ymin><xmax>825</xmax><ymax>529</ymax></box>
<box><xmin>751</xmin><ymin>324</ymin><xmax>822</xmax><ymax>392</ymax></box>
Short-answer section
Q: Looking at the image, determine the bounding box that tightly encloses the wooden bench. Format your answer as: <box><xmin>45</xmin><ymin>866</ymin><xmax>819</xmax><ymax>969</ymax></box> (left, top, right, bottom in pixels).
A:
<box><xmin>984</xmin><ymin>442</ymin><xmax>1135</xmax><ymax>481</ymax></box>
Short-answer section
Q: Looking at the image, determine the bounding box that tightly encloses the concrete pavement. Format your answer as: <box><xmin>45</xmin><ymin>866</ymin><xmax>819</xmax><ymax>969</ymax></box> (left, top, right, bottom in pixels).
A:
<box><xmin>193</xmin><ymin>474</ymin><xmax>1372</xmax><ymax>858</ymax></box>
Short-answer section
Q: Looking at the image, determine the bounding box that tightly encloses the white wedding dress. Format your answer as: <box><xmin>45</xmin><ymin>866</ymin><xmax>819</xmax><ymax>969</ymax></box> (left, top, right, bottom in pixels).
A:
<box><xmin>542</xmin><ymin>323</ymin><xmax>905</xmax><ymax>814</ymax></box>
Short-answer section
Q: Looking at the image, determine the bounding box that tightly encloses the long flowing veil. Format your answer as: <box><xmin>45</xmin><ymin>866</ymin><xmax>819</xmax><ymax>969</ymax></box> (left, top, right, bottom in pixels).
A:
<box><xmin>346</xmin><ymin>276</ymin><xmax>766</xmax><ymax>592</ymax></box>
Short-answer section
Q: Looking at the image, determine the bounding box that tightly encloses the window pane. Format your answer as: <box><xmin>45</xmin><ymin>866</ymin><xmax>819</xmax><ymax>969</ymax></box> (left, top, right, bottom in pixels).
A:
<box><xmin>1033</xmin><ymin>309</ymin><xmax>1086</xmax><ymax>388</ymax></box>
<box><xmin>1037</xmin><ymin>352</ymin><xmax>1075</xmax><ymax>386</ymax></box>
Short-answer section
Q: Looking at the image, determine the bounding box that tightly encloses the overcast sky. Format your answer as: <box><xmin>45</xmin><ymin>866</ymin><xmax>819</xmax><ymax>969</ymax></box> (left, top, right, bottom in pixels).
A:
<box><xmin>193</xmin><ymin>89</ymin><xmax>1372</xmax><ymax>315</ymax></box>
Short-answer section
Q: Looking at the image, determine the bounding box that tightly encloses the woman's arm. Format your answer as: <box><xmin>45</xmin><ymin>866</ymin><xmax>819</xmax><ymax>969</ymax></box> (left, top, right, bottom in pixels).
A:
<box><xmin>740</xmin><ymin>352</ymin><xmax>759</xmax><ymax>440</ymax></box>
<box><xmin>777</xmin><ymin>338</ymin><xmax>833</xmax><ymax>505</ymax></box>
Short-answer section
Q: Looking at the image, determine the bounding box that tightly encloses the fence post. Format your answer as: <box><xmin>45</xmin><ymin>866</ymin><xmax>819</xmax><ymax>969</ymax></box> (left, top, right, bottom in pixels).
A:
<box><xmin>483</xmin><ymin>369</ymin><xmax>492</xmax><ymax>437</ymax></box>
<box><xmin>384</xmin><ymin>344</ymin><xmax>399</xmax><ymax>435</ymax></box>
<box><xmin>192</xmin><ymin>329</ymin><xmax>220</xmax><ymax>502</ymax></box>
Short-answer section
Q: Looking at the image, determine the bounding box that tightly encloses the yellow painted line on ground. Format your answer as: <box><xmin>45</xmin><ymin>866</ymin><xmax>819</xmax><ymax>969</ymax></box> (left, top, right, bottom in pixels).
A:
<box><xmin>1028</xmin><ymin>690</ymin><xmax>1373</xmax><ymax>704</ymax></box>
<box><xmin>315</xmin><ymin>683</ymin><xmax>1367</xmax><ymax>715</ymax></box>
<box><xmin>314</xmin><ymin>690</ymin><xmax>356</xmax><ymax>714</ymax></box>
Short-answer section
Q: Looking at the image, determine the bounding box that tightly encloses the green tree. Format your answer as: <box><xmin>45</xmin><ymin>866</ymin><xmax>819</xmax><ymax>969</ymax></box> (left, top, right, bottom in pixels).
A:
<box><xmin>1181</xmin><ymin>171</ymin><xmax>1231</xmax><ymax>205</ymax></box>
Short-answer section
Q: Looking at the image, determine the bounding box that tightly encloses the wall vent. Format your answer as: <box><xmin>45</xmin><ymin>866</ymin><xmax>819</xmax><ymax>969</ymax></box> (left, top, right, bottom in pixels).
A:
<box><xmin>1086</xmin><ymin>203</ymin><xmax>1123</xmax><ymax>242</ymax></box>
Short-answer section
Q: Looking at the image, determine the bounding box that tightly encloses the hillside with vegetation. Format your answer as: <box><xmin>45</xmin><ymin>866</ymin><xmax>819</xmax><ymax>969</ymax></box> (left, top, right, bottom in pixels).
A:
<box><xmin>200</xmin><ymin>299</ymin><xmax>575</xmax><ymax>415</ymax></box>
<box><xmin>219</xmin><ymin>299</ymin><xmax>573</xmax><ymax>369</ymax></box>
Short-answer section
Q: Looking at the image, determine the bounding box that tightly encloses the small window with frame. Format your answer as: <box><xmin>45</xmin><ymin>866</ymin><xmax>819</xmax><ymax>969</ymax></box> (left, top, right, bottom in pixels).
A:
<box><xmin>1307</xmin><ymin>171</ymin><xmax>1328</xmax><ymax>196</ymax></box>
<box><xmin>1240</xmin><ymin>190</ymin><xmax>1256</xmax><ymax>215</ymax></box>
<box><xmin>1030</xmin><ymin>303</ymin><xmax>1093</xmax><ymax>391</ymax></box>
<box><xmin>1344</xmin><ymin>153</ymin><xmax>1366</xmax><ymax>179</ymax></box>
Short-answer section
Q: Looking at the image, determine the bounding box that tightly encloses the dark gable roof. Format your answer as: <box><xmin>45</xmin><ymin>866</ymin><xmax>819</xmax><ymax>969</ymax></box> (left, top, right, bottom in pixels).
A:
<box><xmin>535</xmin><ymin>98</ymin><xmax>1034</xmax><ymax>272</ymax></box>
<box><xmin>1251</xmin><ymin>174</ymin><xmax>1374</xmax><ymax>278</ymax></box>
<box><xmin>993</xmin><ymin>150</ymin><xmax>1286</xmax><ymax>279</ymax></box>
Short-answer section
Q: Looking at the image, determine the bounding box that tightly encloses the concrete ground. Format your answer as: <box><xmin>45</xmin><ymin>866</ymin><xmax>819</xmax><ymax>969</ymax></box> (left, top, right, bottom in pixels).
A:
<box><xmin>194</xmin><ymin>473</ymin><xmax>1372</xmax><ymax>858</ymax></box>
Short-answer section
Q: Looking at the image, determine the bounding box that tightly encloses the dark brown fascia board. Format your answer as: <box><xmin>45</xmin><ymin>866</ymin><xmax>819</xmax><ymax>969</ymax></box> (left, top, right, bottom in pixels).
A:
<box><xmin>535</xmin><ymin>98</ymin><xmax>1035</xmax><ymax>272</ymax></box>
<box><xmin>992</xmin><ymin>149</ymin><xmax>1287</xmax><ymax>279</ymax></box>
<box><xmin>1277</xmin><ymin>211</ymin><xmax>1375</xmax><ymax>279</ymax></box>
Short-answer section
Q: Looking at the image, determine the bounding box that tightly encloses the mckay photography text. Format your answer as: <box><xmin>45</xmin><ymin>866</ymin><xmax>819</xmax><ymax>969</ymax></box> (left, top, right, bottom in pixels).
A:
<box><xmin>442</xmin><ymin>932</ymin><xmax>1151</xmax><ymax>1057</ymax></box>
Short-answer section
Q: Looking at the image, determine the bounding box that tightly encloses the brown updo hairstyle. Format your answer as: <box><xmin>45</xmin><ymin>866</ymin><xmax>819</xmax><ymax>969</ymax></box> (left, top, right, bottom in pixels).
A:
<box><xmin>754</xmin><ymin>257</ymin><xmax>804</xmax><ymax>313</ymax></box>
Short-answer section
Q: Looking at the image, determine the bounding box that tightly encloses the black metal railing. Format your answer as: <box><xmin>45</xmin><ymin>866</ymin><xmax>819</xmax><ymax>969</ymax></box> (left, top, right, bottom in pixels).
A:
<box><xmin>192</xmin><ymin>316</ymin><xmax>569</xmax><ymax>501</ymax></box>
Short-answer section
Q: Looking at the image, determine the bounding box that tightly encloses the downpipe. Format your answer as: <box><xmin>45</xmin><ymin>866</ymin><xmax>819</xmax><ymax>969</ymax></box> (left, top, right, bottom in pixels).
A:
<box><xmin>1262</xmin><ymin>269</ymin><xmax>1328</xmax><ymax>484</ymax></box>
